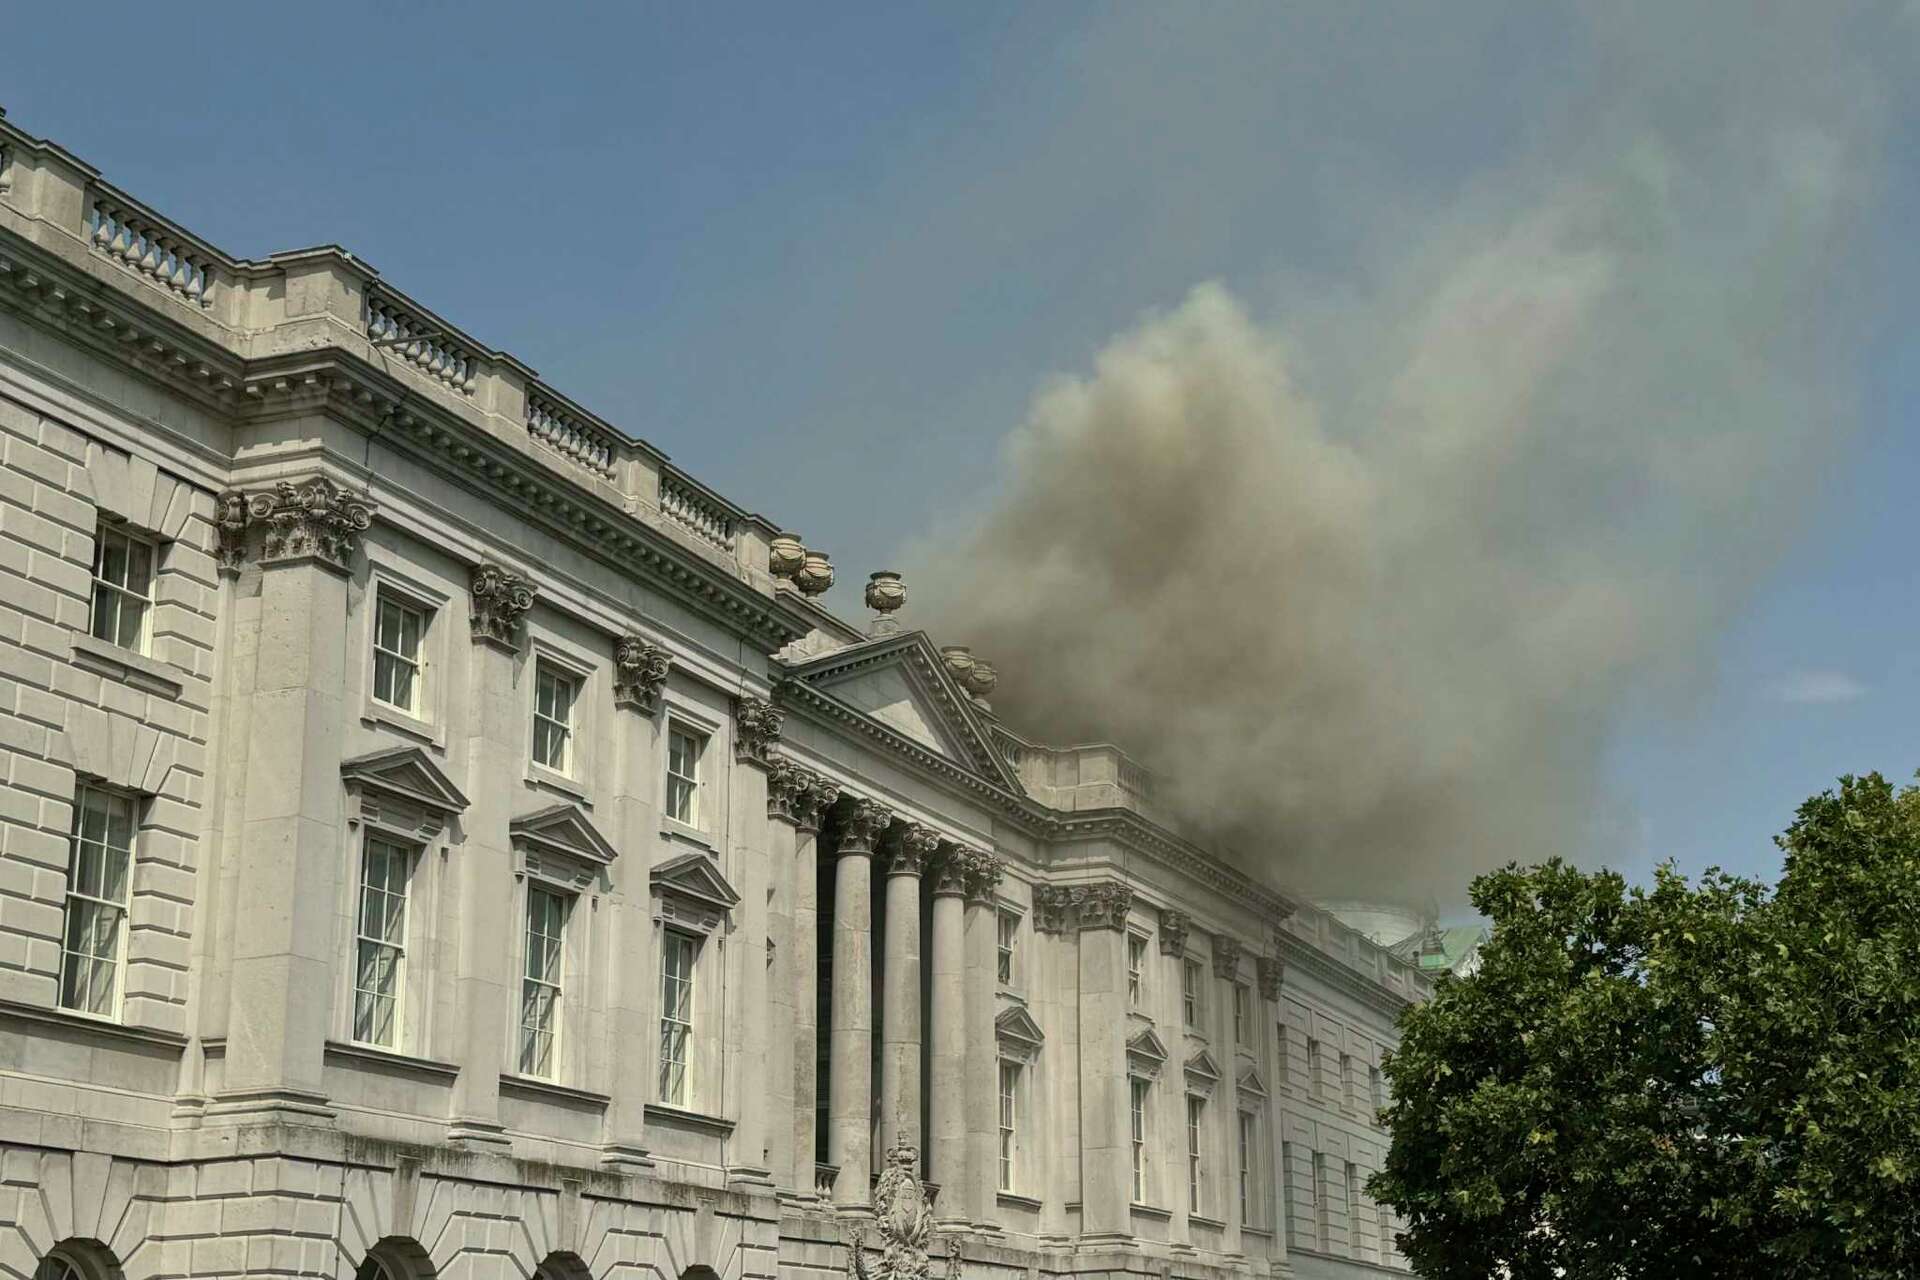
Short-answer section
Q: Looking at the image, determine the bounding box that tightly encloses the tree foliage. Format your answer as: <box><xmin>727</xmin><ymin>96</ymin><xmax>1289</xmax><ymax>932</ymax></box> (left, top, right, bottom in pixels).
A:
<box><xmin>1371</xmin><ymin>772</ymin><xmax>1920</xmax><ymax>1279</ymax></box>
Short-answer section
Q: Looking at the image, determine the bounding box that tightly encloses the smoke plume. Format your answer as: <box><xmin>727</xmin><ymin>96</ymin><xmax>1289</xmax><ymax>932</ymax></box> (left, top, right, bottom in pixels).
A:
<box><xmin>905</xmin><ymin>6</ymin><xmax>1895</xmax><ymax>904</ymax></box>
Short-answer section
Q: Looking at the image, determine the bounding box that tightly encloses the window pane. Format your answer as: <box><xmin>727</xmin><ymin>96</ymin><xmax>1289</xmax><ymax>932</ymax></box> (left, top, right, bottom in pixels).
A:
<box><xmin>89</xmin><ymin>590</ymin><xmax>119</xmax><ymax>644</ymax></box>
<box><xmin>115</xmin><ymin>596</ymin><xmax>144</xmax><ymax>651</ymax></box>
<box><xmin>98</xmin><ymin>532</ymin><xmax>127</xmax><ymax>586</ymax></box>
<box><xmin>124</xmin><ymin>538</ymin><xmax>153</xmax><ymax>594</ymax></box>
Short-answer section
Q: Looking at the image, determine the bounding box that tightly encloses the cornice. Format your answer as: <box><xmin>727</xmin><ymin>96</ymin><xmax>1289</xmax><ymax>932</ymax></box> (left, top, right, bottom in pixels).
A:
<box><xmin>1273</xmin><ymin>929</ymin><xmax>1420</xmax><ymax>1018</ymax></box>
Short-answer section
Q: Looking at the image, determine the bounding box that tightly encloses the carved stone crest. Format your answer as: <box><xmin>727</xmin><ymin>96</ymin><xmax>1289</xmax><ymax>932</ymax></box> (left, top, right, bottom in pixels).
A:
<box><xmin>1212</xmin><ymin>934</ymin><xmax>1244</xmax><ymax>980</ymax></box>
<box><xmin>215</xmin><ymin>477</ymin><xmax>374</xmax><ymax>574</ymax></box>
<box><xmin>1256</xmin><ymin>955</ymin><xmax>1284</xmax><ymax>1001</ymax></box>
<box><xmin>1159</xmin><ymin>908</ymin><xmax>1191</xmax><ymax>957</ymax></box>
<box><xmin>849</xmin><ymin>1143</ymin><xmax>940</xmax><ymax>1280</ymax></box>
<box><xmin>613</xmin><ymin>634</ymin><xmax>672</xmax><ymax>713</ymax></box>
<box><xmin>469</xmin><ymin>562</ymin><xmax>536</xmax><ymax>649</ymax></box>
<box><xmin>733</xmin><ymin>696</ymin><xmax>784</xmax><ymax>766</ymax></box>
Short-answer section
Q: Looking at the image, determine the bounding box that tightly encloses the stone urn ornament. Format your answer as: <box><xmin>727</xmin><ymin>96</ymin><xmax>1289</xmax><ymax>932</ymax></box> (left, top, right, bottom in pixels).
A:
<box><xmin>962</xmin><ymin>660</ymin><xmax>996</xmax><ymax>700</ymax></box>
<box><xmin>795</xmin><ymin>549</ymin><xmax>835</xmax><ymax>596</ymax></box>
<box><xmin>769</xmin><ymin>532</ymin><xmax>805</xmax><ymax>580</ymax></box>
<box><xmin>939</xmin><ymin>645</ymin><xmax>974</xmax><ymax>683</ymax></box>
<box><xmin>866</xmin><ymin>570</ymin><xmax>907</xmax><ymax>635</ymax></box>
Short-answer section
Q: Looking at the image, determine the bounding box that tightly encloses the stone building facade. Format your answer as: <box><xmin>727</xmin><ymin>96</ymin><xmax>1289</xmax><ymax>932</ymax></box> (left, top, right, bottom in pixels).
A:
<box><xmin>0</xmin><ymin>112</ymin><xmax>1426</xmax><ymax>1280</ymax></box>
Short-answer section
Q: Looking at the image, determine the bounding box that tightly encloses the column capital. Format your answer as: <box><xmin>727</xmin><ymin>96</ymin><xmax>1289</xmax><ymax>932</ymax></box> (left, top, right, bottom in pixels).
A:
<box><xmin>767</xmin><ymin>755</ymin><xmax>806</xmax><ymax>825</ymax></box>
<box><xmin>961</xmin><ymin>848</ymin><xmax>1003</xmax><ymax>907</ymax></box>
<box><xmin>216</xmin><ymin>476</ymin><xmax>374</xmax><ymax>576</ymax></box>
<box><xmin>733</xmin><ymin>695</ymin><xmax>784</xmax><ymax>768</ymax></box>
<box><xmin>884</xmin><ymin>823</ymin><xmax>939</xmax><ymax>878</ymax></box>
<box><xmin>613</xmin><ymin>633</ymin><xmax>672</xmax><ymax>714</ymax></box>
<box><xmin>1158</xmin><ymin>907</ymin><xmax>1191</xmax><ymax>956</ymax></box>
<box><xmin>929</xmin><ymin>844</ymin><xmax>970</xmax><ymax>898</ymax></box>
<box><xmin>469</xmin><ymin>562</ymin><xmax>536</xmax><ymax>651</ymax></box>
<box><xmin>838</xmin><ymin>797</ymin><xmax>893</xmax><ymax>856</ymax></box>
<box><xmin>1036</xmin><ymin>880</ymin><xmax>1133</xmax><ymax>933</ymax></box>
<box><xmin>1256</xmin><ymin>955</ymin><xmax>1284</xmax><ymax>1001</ymax></box>
<box><xmin>794</xmin><ymin>773</ymin><xmax>840</xmax><ymax>834</ymax></box>
<box><xmin>1212</xmin><ymin>934</ymin><xmax>1245</xmax><ymax>980</ymax></box>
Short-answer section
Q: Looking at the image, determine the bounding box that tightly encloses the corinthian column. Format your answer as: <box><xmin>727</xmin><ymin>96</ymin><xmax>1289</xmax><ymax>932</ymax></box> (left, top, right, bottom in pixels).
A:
<box><xmin>962</xmin><ymin>850</ymin><xmax>1004</xmax><ymax>1229</ymax></box>
<box><xmin>793</xmin><ymin>772</ymin><xmax>839</xmax><ymax>1198</ymax></box>
<box><xmin>927</xmin><ymin>844</ymin><xmax>970</xmax><ymax>1226</ymax></box>
<box><xmin>762</xmin><ymin>756</ymin><xmax>804</xmax><ymax>1194</ymax></box>
<box><xmin>830</xmin><ymin>796</ymin><xmax>891</xmax><ymax>1208</ymax></box>
<box><xmin>880</xmin><ymin>822</ymin><xmax>937</xmax><ymax>1157</ymax></box>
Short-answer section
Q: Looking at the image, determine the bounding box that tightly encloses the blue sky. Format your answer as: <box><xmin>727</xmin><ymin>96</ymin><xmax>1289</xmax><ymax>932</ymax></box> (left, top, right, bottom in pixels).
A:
<box><xmin>8</xmin><ymin>3</ymin><xmax>1915</xmax><ymax>896</ymax></box>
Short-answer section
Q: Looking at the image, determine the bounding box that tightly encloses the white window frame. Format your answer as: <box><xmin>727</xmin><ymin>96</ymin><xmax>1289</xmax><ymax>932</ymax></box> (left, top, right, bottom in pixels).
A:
<box><xmin>1238</xmin><ymin>1108</ymin><xmax>1257</xmax><ymax>1226</ymax></box>
<box><xmin>1186</xmin><ymin>1092</ymin><xmax>1206</xmax><ymax>1214</ymax></box>
<box><xmin>60</xmin><ymin>783</ymin><xmax>137</xmax><ymax>1019</ymax></box>
<box><xmin>1127</xmin><ymin>931</ymin><xmax>1148</xmax><ymax>1008</ymax></box>
<box><xmin>370</xmin><ymin>590</ymin><xmax>429</xmax><ymax>718</ymax></box>
<box><xmin>1129</xmin><ymin>1075</ymin><xmax>1152</xmax><ymax>1204</ymax></box>
<box><xmin>996</xmin><ymin>908</ymin><xmax>1020</xmax><ymax>986</ymax></box>
<box><xmin>531</xmin><ymin>662</ymin><xmax>579</xmax><ymax>776</ymax></box>
<box><xmin>1233</xmin><ymin>982</ymin><xmax>1250</xmax><ymax>1046</ymax></box>
<box><xmin>351</xmin><ymin>835</ymin><xmax>414</xmax><ymax>1049</ymax></box>
<box><xmin>658</xmin><ymin>928</ymin><xmax>699</xmax><ymax>1105</ymax></box>
<box><xmin>88</xmin><ymin>523</ymin><xmax>155</xmax><ymax>655</ymax></box>
<box><xmin>665</xmin><ymin>723</ymin><xmax>706</xmax><ymax>827</ymax></box>
<box><xmin>518</xmin><ymin>884</ymin><xmax>569</xmax><ymax>1079</ymax></box>
<box><xmin>1182</xmin><ymin>958</ymin><xmax>1203</xmax><ymax>1030</ymax></box>
<box><xmin>998</xmin><ymin>1057</ymin><xmax>1019</xmax><ymax>1191</ymax></box>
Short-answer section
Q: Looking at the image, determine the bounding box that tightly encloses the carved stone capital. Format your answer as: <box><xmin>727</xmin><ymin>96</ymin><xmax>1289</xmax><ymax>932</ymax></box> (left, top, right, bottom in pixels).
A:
<box><xmin>1033</xmin><ymin>885</ymin><xmax>1072</xmax><ymax>934</ymax></box>
<box><xmin>1158</xmin><ymin>908</ymin><xmax>1191</xmax><ymax>957</ymax></box>
<box><xmin>767</xmin><ymin>755</ymin><xmax>805</xmax><ymax>825</ymax></box>
<box><xmin>929</xmin><ymin>844</ymin><xmax>970</xmax><ymax>898</ymax></box>
<box><xmin>961</xmin><ymin>848</ymin><xmax>1004</xmax><ymax>906</ymax></box>
<box><xmin>1212</xmin><ymin>935</ymin><xmax>1245</xmax><ymax>980</ymax></box>
<box><xmin>215</xmin><ymin>477</ymin><xmax>374</xmax><ymax>575</ymax></box>
<box><xmin>613</xmin><ymin>634</ymin><xmax>672</xmax><ymax>714</ymax></box>
<box><xmin>885</xmin><ymin>823</ymin><xmax>940</xmax><ymax>878</ymax></box>
<box><xmin>794</xmin><ymin>773</ymin><xmax>840</xmax><ymax>835</ymax></box>
<box><xmin>469</xmin><ymin>562</ymin><xmax>536</xmax><ymax>650</ymax></box>
<box><xmin>838</xmin><ymin>797</ymin><xmax>893</xmax><ymax>856</ymax></box>
<box><xmin>1034</xmin><ymin>880</ymin><xmax>1133</xmax><ymax>933</ymax></box>
<box><xmin>733</xmin><ymin>696</ymin><xmax>783</xmax><ymax>768</ymax></box>
<box><xmin>1256</xmin><ymin>955</ymin><xmax>1284</xmax><ymax>1001</ymax></box>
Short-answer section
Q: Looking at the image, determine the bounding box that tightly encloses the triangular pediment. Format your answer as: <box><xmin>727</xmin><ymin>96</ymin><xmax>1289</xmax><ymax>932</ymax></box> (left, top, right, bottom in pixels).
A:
<box><xmin>509</xmin><ymin>803</ymin><xmax>619</xmax><ymax>866</ymax></box>
<box><xmin>1127</xmin><ymin>1027</ymin><xmax>1170</xmax><ymax>1065</ymax></box>
<box><xmin>1186</xmin><ymin>1049</ymin><xmax>1222</xmax><ymax>1082</ymax></box>
<box><xmin>996</xmin><ymin>1004</ymin><xmax>1046</xmax><ymax>1051</ymax></box>
<box><xmin>784</xmin><ymin>632</ymin><xmax>1022</xmax><ymax>792</ymax></box>
<box><xmin>1237</xmin><ymin>1066</ymin><xmax>1269</xmax><ymax>1098</ymax></box>
<box><xmin>341</xmin><ymin>746</ymin><xmax>469</xmax><ymax>815</ymax></box>
<box><xmin>651</xmin><ymin>851</ymin><xmax>742</xmax><ymax>913</ymax></box>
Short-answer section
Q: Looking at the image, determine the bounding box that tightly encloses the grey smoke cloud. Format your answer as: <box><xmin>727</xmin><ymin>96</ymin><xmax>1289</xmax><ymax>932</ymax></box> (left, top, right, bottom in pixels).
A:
<box><xmin>905</xmin><ymin>5</ymin><xmax>1895</xmax><ymax>904</ymax></box>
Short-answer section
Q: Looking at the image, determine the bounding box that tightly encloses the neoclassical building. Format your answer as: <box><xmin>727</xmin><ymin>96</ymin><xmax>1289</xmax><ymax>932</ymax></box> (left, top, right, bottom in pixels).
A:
<box><xmin>0</xmin><ymin>111</ymin><xmax>1428</xmax><ymax>1280</ymax></box>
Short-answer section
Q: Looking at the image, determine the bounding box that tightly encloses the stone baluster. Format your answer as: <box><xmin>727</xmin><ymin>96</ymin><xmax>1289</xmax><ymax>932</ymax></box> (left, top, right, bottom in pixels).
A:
<box><xmin>830</xmin><ymin>796</ymin><xmax>891</xmax><ymax>1208</ymax></box>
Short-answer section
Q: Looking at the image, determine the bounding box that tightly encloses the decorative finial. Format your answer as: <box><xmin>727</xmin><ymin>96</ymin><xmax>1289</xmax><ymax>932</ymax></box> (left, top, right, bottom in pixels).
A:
<box><xmin>769</xmin><ymin>532</ymin><xmax>805</xmax><ymax>580</ymax></box>
<box><xmin>795</xmin><ymin>548</ymin><xmax>835</xmax><ymax>596</ymax></box>
<box><xmin>866</xmin><ymin>570</ymin><xmax>906</xmax><ymax>636</ymax></box>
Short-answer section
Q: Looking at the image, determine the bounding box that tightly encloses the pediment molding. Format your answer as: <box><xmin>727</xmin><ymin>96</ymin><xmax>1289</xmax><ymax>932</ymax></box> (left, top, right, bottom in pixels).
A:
<box><xmin>510</xmin><ymin>803</ymin><xmax>618</xmax><ymax>892</ymax></box>
<box><xmin>1127</xmin><ymin>1027</ymin><xmax>1169</xmax><ymax>1079</ymax></box>
<box><xmin>995</xmin><ymin>1005</ymin><xmax>1046</xmax><ymax>1063</ymax></box>
<box><xmin>1185</xmin><ymin>1049</ymin><xmax>1223</xmax><ymax>1094</ymax></box>
<box><xmin>341</xmin><ymin>746</ymin><xmax>468</xmax><ymax>841</ymax></box>
<box><xmin>1237</xmin><ymin>1066</ymin><xmax>1269</xmax><ymax>1102</ymax></box>
<box><xmin>651</xmin><ymin>850</ymin><xmax>741</xmax><ymax>936</ymax></box>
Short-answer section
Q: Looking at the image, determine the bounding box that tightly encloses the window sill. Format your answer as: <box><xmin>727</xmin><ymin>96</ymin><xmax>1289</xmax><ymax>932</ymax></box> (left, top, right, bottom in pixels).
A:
<box><xmin>645</xmin><ymin>1102</ymin><xmax>735</xmax><ymax>1137</ymax></box>
<box><xmin>996</xmin><ymin>1191</ymin><xmax>1043</xmax><ymax>1212</ymax></box>
<box><xmin>499</xmin><ymin>1073</ymin><xmax>611</xmax><ymax>1109</ymax></box>
<box><xmin>526</xmin><ymin>763</ymin><xmax>592</xmax><ymax>806</ymax></box>
<box><xmin>325</xmin><ymin>1039</ymin><xmax>461</xmax><ymax>1081</ymax></box>
<box><xmin>1128</xmin><ymin>1010</ymin><xmax>1155</xmax><ymax>1026</ymax></box>
<box><xmin>1242</xmin><ymin>1226</ymin><xmax>1274</xmax><ymax>1240</ymax></box>
<box><xmin>659</xmin><ymin>818</ymin><xmax>715</xmax><ymax>852</ymax></box>
<box><xmin>1130</xmin><ymin>1202</ymin><xmax>1173</xmax><ymax>1221</ymax></box>
<box><xmin>361</xmin><ymin>702</ymin><xmax>443</xmax><ymax>749</ymax></box>
<box><xmin>0</xmin><ymin>995</ymin><xmax>187</xmax><ymax>1052</ymax></box>
<box><xmin>1190</xmin><ymin>1213</ymin><xmax>1226</xmax><ymax>1229</ymax></box>
<box><xmin>70</xmin><ymin>633</ymin><xmax>185</xmax><ymax>698</ymax></box>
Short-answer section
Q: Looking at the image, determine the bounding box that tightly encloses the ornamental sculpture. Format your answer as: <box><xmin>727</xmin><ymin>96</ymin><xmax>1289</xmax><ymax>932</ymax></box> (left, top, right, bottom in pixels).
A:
<box><xmin>795</xmin><ymin>548</ymin><xmax>835</xmax><ymax>596</ymax></box>
<box><xmin>215</xmin><ymin>476</ymin><xmax>374</xmax><ymax>574</ymax></box>
<box><xmin>1212</xmin><ymin>934</ymin><xmax>1244</xmax><ymax>979</ymax></box>
<box><xmin>961</xmin><ymin>848</ymin><xmax>1003</xmax><ymax>905</ymax></box>
<box><xmin>939</xmin><ymin>646</ymin><xmax>974</xmax><ymax>685</ymax></box>
<box><xmin>848</xmin><ymin>1142</ymin><xmax>958</xmax><ymax>1280</ymax></box>
<box><xmin>1257</xmin><ymin>955</ymin><xmax>1284</xmax><ymax>1000</ymax></box>
<box><xmin>794</xmin><ymin>773</ymin><xmax>841</xmax><ymax>835</ymax></box>
<box><xmin>613</xmin><ymin>634</ymin><xmax>672</xmax><ymax>714</ymax></box>
<box><xmin>1158</xmin><ymin>908</ymin><xmax>1191</xmax><ymax>957</ymax></box>
<box><xmin>769</xmin><ymin>532</ymin><xmax>806</xmax><ymax>580</ymax></box>
<box><xmin>734</xmin><ymin>696</ymin><xmax>784</xmax><ymax>766</ymax></box>
<box><xmin>887</xmin><ymin>823</ymin><xmax>940</xmax><ymax>877</ymax></box>
<box><xmin>766</xmin><ymin>755</ymin><xmax>804</xmax><ymax>824</ymax></box>
<box><xmin>866</xmin><ymin>570</ymin><xmax>906</xmax><ymax>636</ymax></box>
<box><xmin>469</xmin><ymin>562</ymin><xmax>536</xmax><ymax>648</ymax></box>
<box><xmin>1035</xmin><ymin>881</ymin><xmax>1134</xmax><ymax>933</ymax></box>
<box><xmin>961</xmin><ymin>659</ymin><xmax>997</xmax><ymax>702</ymax></box>
<box><xmin>840</xmin><ymin>797</ymin><xmax>894</xmax><ymax>855</ymax></box>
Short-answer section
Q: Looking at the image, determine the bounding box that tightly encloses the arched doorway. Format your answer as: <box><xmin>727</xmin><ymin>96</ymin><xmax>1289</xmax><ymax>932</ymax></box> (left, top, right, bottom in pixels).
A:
<box><xmin>356</xmin><ymin>1238</ymin><xmax>436</xmax><ymax>1280</ymax></box>
<box><xmin>33</xmin><ymin>1241</ymin><xmax>122</xmax><ymax>1280</ymax></box>
<box><xmin>533</xmin><ymin>1253</ymin><xmax>593</xmax><ymax>1280</ymax></box>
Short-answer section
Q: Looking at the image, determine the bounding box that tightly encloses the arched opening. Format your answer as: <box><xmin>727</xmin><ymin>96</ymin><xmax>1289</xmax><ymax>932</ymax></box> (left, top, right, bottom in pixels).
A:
<box><xmin>34</xmin><ymin>1240</ymin><xmax>123</xmax><ymax>1280</ymax></box>
<box><xmin>682</xmin><ymin>1267</ymin><xmax>721</xmax><ymax>1280</ymax></box>
<box><xmin>356</xmin><ymin>1237</ymin><xmax>436</xmax><ymax>1280</ymax></box>
<box><xmin>532</xmin><ymin>1253</ymin><xmax>593</xmax><ymax>1280</ymax></box>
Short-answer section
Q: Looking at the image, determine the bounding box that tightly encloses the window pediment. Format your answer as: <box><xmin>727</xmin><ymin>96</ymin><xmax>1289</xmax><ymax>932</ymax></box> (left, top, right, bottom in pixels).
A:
<box><xmin>342</xmin><ymin>746</ymin><xmax>469</xmax><ymax>839</ymax></box>
<box><xmin>995</xmin><ymin>1004</ymin><xmax>1046</xmax><ymax>1063</ymax></box>
<box><xmin>510</xmin><ymin>803</ymin><xmax>619</xmax><ymax>891</ymax></box>
<box><xmin>1127</xmin><ymin>1026</ymin><xmax>1169</xmax><ymax>1079</ymax></box>
<box><xmin>1237</xmin><ymin>1065</ymin><xmax>1269</xmax><ymax>1102</ymax></box>
<box><xmin>1186</xmin><ymin>1048</ymin><xmax>1223</xmax><ymax>1096</ymax></box>
<box><xmin>651</xmin><ymin>850</ymin><xmax>741</xmax><ymax>935</ymax></box>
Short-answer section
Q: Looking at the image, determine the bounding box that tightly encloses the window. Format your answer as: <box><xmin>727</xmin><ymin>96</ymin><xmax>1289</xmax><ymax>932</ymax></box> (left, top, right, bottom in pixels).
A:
<box><xmin>666</xmin><ymin>725</ymin><xmax>704</xmax><ymax>824</ymax></box>
<box><xmin>1238</xmin><ymin>1110</ymin><xmax>1256</xmax><ymax>1225</ymax></box>
<box><xmin>1182</xmin><ymin>959</ymin><xmax>1203</xmax><ymax>1029</ymax></box>
<box><xmin>519</xmin><ymin>887</ymin><xmax>567</xmax><ymax>1077</ymax></box>
<box><xmin>1346</xmin><ymin>1161</ymin><xmax>1363</xmax><ymax>1258</ymax></box>
<box><xmin>352</xmin><ymin>837</ymin><xmax>411</xmax><ymax>1047</ymax></box>
<box><xmin>531</xmin><ymin>665</ymin><xmax>577</xmax><ymax>774</ymax></box>
<box><xmin>1127</xmin><ymin>933</ymin><xmax>1147</xmax><ymax>1008</ymax></box>
<box><xmin>659</xmin><ymin>930</ymin><xmax>697</xmax><ymax>1104</ymax></box>
<box><xmin>1233</xmin><ymin>983</ymin><xmax>1250</xmax><ymax>1045</ymax></box>
<box><xmin>996</xmin><ymin>909</ymin><xmax>1019</xmax><ymax>985</ymax></box>
<box><xmin>1129</xmin><ymin>1077</ymin><xmax>1150</xmax><ymax>1202</ymax></box>
<box><xmin>88</xmin><ymin>524</ymin><xmax>154</xmax><ymax>653</ymax></box>
<box><xmin>1186</xmin><ymin>1094</ymin><xmax>1206</xmax><ymax>1213</ymax></box>
<box><xmin>1369</xmin><ymin>1064</ymin><xmax>1384</xmax><ymax>1119</ymax></box>
<box><xmin>60</xmin><ymin>784</ymin><xmax>136</xmax><ymax>1016</ymax></box>
<box><xmin>998</xmin><ymin>1059</ymin><xmax>1019</xmax><ymax>1190</ymax></box>
<box><xmin>371</xmin><ymin>593</ymin><xmax>426</xmax><ymax>715</ymax></box>
<box><xmin>35</xmin><ymin>1255</ymin><xmax>88</xmax><ymax>1280</ymax></box>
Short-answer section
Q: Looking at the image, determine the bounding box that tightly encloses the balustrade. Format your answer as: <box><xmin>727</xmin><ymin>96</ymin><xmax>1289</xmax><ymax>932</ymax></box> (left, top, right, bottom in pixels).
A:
<box><xmin>526</xmin><ymin>391</ymin><xmax>618</xmax><ymax>480</ymax></box>
<box><xmin>366</xmin><ymin>293</ymin><xmax>480</xmax><ymax>394</ymax></box>
<box><xmin>661</xmin><ymin>471</ymin><xmax>736</xmax><ymax>551</ymax></box>
<box><xmin>87</xmin><ymin>195</ymin><xmax>215</xmax><ymax>308</ymax></box>
<box><xmin>814</xmin><ymin>1162</ymin><xmax>840</xmax><ymax>1199</ymax></box>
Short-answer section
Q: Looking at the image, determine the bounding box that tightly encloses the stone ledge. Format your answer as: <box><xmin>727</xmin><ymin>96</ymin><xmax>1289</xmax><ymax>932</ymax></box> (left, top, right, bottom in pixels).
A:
<box><xmin>324</xmin><ymin>1039</ymin><xmax>461</xmax><ymax>1082</ymax></box>
<box><xmin>69</xmin><ymin>631</ymin><xmax>186</xmax><ymax>698</ymax></box>
<box><xmin>499</xmin><ymin>1073</ymin><xmax>611</xmax><ymax>1110</ymax></box>
<box><xmin>0</xmin><ymin>994</ymin><xmax>187</xmax><ymax>1055</ymax></box>
<box><xmin>644</xmin><ymin>1102</ymin><xmax>735</xmax><ymax>1137</ymax></box>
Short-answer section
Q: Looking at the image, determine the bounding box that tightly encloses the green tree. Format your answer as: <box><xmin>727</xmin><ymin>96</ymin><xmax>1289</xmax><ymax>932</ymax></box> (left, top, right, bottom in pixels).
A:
<box><xmin>1370</xmin><ymin>773</ymin><xmax>1920</xmax><ymax>1279</ymax></box>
